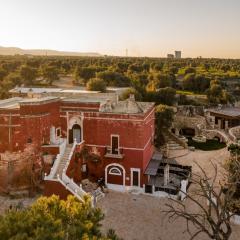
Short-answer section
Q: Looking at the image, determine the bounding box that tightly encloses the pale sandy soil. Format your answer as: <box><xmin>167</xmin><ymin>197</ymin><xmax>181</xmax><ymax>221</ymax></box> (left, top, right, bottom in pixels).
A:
<box><xmin>0</xmin><ymin>196</ymin><xmax>37</xmax><ymax>215</ymax></box>
<box><xmin>98</xmin><ymin>191</ymin><xmax>240</xmax><ymax>240</ymax></box>
<box><xmin>98</xmin><ymin>148</ymin><xmax>240</xmax><ymax>240</ymax></box>
<box><xmin>174</xmin><ymin>147</ymin><xmax>230</xmax><ymax>177</ymax></box>
<box><xmin>52</xmin><ymin>75</ymin><xmax>80</xmax><ymax>89</ymax></box>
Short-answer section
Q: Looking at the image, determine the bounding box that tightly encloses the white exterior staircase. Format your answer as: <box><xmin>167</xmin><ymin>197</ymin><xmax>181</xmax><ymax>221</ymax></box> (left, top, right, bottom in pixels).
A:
<box><xmin>167</xmin><ymin>141</ymin><xmax>184</xmax><ymax>150</ymax></box>
<box><xmin>54</xmin><ymin>145</ymin><xmax>72</xmax><ymax>178</ymax></box>
<box><xmin>45</xmin><ymin>139</ymin><xmax>94</xmax><ymax>205</ymax></box>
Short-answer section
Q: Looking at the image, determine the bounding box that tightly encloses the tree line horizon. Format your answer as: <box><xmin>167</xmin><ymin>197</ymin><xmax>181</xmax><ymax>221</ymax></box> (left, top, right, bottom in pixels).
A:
<box><xmin>0</xmin><ymin>55</ymin><xmax>240</xmax><ymax>105</ymax></box>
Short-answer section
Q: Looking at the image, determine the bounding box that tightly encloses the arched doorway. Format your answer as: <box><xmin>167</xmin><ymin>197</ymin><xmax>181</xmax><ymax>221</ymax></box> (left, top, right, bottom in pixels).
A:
<box><xmin>69</xmin><ymin>124</ymin><xmax>81</xmax><ymax>144</ymax></box>
<box><xmin>105</xmin><ymin>163</ymin><xmax>125</xmax><ymax>191</ymax></box>
<box><xmin>179</xmin><ymin>128</ymin><xmax>195</xmax><ymax>137</ymax></box>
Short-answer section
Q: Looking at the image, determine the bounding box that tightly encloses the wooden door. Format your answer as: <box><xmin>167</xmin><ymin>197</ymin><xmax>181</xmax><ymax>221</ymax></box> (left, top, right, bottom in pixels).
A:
<box><xmin>132</xmin><ymin>171</ymin><xmax>139</xmax><ymax>187</ymax></box>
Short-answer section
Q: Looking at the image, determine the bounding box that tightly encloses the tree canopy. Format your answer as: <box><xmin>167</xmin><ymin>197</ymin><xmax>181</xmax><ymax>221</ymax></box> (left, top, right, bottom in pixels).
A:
<box><xmin>0</xmin><ymin>195</ymin><xmax>120</xmax><ymax>240</ymax></box>
<box><xmin>87</xmin><ymin>78</ymin><xmax>107</xmax><ymax>92</ymax></box>
<box><xmin>155</xmin><ymin>104</ymin><xmax>174</xmax><ymax>146</ymax></box>
<box><xmin>0</xmin><ymin>55</ymin><xmax>239</xmax><ymax>105</ymax></box>
<box><xmin>42</xmin><ymin>65</ymin><xmax>59</xmax><ymax>85</ymax></box>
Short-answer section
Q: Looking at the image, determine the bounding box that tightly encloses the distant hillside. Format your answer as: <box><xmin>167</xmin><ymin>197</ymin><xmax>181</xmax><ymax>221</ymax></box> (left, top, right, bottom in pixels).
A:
<box><xmin>0</xmin><ymin>46</ymin><xmax>102</xmax><ymax>57</ymax></box>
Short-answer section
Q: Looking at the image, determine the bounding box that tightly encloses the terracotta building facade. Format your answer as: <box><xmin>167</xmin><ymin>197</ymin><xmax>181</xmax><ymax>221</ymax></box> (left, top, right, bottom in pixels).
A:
<box><xmin>0</xmin><ymin>93</ymin><xmax>155</xmax><ymax>197</ymax></box>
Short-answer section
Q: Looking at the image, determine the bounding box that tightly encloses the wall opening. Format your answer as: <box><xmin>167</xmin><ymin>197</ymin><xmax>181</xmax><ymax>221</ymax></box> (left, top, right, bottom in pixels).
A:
<box><xmin>69</xmin><ymin>124</ymin><xmax>81</xmax><ymax>144</ymax></box>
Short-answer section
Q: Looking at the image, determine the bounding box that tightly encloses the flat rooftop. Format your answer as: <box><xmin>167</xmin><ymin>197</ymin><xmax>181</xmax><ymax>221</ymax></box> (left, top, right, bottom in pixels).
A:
<box><xmin>0</xmin><ymin>97</ymin><xmax>23</xmax><ymax>109</ymax></box>
<box><xmin>19</xmin><ymin>96</ymin><xmax>59</xmax><ymax>105</ymax></box>
<box><xmin>0</xmin><ymin>97</ymin><xmax>60</xmax><ymax>109</ymax></box>
<box><xmin>208</xmin><ymin>107</ymin><xmax>240</xmax><ymax>117</ymax></box>
<box><xmin>100</xmin><ymin>100</ymin><xmax>154</xmax><ymax>114</ymax></box>
<box><xmin>62</xmin><ymin>98</ymin><xmax>103</xmax><ymax>104</ymax></box>
<box><xmin>0</xmin><ymin>95</ymin><xmax>155</xmax><ymax>114</ymax></box>
<box><xmin>9</xmin><ymin>87</ymin><xmax>100</xmax><ymax>94</ymax></box>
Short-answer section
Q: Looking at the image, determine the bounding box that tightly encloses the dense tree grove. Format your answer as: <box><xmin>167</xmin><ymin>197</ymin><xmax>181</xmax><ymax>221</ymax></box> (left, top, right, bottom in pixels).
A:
<box><xmin>155</xmin><ymin>104</ymin><xmax>174</xmax><ymax>146</ymax></box>
<box><xmin>87</xmin><ymin>78</ymin><xmax>107</xmax><ymax>92</ymax></box>
<box><xmin>0</xmin><ymin>55</ymin><xmax>240</xmax><ymax>105</ymax></box>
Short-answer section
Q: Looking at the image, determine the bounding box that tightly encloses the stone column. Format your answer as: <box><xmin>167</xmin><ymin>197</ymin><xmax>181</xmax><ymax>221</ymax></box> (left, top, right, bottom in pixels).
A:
<box><xmin>164</xmin><ymin>164</ymin><xmax>170</xmax><ymax>186</ymax></box>
<box><xmin>225</xmin><ymin>120</ymin><xmax>228</xmax><ymax>130</ymax></box>
<box><xmin>175</xmin><ymin>128</ymin><xmax>179</xmax><ymax>136</ymax></box>
<box><xmin>218</xmin><ymin>119</ymin><xmax>221</xmax><ymax>129</ymax></box>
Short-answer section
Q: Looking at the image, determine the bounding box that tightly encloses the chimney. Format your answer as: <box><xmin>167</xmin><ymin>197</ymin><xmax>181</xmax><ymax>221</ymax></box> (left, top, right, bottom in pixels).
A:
<box><xmin>129</xmin><ymin>94</ymin><xmax>135</xmax><ymax>101</ymax></box>
<box><xmin>105</xmin><ymin>99</ymin><xmax>112</xmax><ymax>111</ymax></box>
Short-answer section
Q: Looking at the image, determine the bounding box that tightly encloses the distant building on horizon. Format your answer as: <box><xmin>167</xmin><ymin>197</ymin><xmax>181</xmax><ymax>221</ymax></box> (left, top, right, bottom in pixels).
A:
<box><xmin>167</xmin><ymin>54</ymin><xmax>174</xmax><ymax>59</ymax></box>
<box><xmin>175</xmin><ymin>51</ymin><xmax>181</xmax><ymax>59</ymax></box>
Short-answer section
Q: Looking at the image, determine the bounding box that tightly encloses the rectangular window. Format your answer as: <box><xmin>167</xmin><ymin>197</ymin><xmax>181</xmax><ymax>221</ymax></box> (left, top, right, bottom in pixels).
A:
<box><xmin>111</xmin><ymin>135</ymin><xmax>119</xmax><ymax>154</ymax></box>
<box><xmin>56</xmin><ymin>128</ymin><xmax>61</xmax><ymax>137</ymax></box>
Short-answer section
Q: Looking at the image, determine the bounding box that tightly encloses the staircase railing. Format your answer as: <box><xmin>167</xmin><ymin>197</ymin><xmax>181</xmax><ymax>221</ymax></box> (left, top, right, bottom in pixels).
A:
<box><xmin>57</xmin><ymin>177</ymin><xmax>87</xmax><ymax>203</ymax></box>
<box><xmin>45</xmin><ymin>139</ymin><xmax>94</xmax><ymax>205</ymax></box>
<box><xmin>164</xmin><ymin>129</ymin><xmax>188</xmax><ymax>148</ymax></box>
<box><xmin>61</xmin><ymin>140</ymin><xmax>93</xmax><ymax>205</ymax></box>
<box><xmin>202</xmin><ymin>128</ymin><xmax>229</xmax><ymax>143</ymax></box>
<box><xmin>62</xmin><ymin>139</ymin><xmax>78</xmax><ymax>176</ymax></box>
<box><xmin>44</xmin><ymin>138</ymin><xmax>67</xmax><ymax>180</ymax></box>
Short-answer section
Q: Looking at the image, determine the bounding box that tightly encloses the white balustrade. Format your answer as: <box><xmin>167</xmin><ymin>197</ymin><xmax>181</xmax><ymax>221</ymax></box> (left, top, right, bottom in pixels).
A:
<box><xmin>45</xmin><ymin>139</ymin><xmax>93</xmax><ymax>205</ymax></box>
<box><xmin>44</xmin><ymin>139</ymin><xmax>67</xmax><ymax>180</ymax></box>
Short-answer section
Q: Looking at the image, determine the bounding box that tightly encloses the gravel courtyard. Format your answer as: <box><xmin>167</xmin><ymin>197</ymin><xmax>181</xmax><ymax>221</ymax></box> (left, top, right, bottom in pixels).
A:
<box><xmin>98</xmin><ymin>148</ymin><xmax>240</xmax><ymax>240</ymax></box>
<box><xmin>0</xmin><ymin>148</ymin><xmax>240</xmax><ymax>239</ymax></box>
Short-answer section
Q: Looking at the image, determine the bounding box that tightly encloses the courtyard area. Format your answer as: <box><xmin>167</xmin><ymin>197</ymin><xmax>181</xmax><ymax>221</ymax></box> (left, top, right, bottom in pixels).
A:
<box><xmin>98</xmin><ymin>148</ymin><xmax>240</xmax><ymax>240</ymax></box>
<box><xmin>1</xmin><ymin>148</ymin><xmax>240</xmax><ymax>239</ymax></box>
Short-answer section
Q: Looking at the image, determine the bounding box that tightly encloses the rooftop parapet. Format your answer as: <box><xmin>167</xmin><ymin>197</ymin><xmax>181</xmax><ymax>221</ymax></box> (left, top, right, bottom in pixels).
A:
<box><xmin>100</xmin><ymin>94</ymin><xmax>154</xmax><ymax>114</ymax></box>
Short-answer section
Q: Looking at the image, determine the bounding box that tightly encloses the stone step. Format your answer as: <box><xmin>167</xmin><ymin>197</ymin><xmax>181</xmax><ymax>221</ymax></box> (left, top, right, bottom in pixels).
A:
<box><xmin>168</xmin><ymin>145</ymin><xmax>184</xmax><ymax>150</ymax></box>
<box><xmin>63</xmin><ymin>152</ymin><xmax>71</xmax><ymax>156</ymax></box>
<box><xmin>93</xmin><ymin>188</ymin><xmax>105</xmax><ymax>201</ymax></box>
<box><xmin>61</xmin><ymin>158</ymin><xmax>69</xmax><ymax>161</ymax></box>
<box><xmin>167</xmin><ymin>143</ymin><xmax>180</xmax><ymax>147</ymax></box>
<box><xmin>53</xmin><ymin>144</ymin><xmax>75</xmax><ymax>176</ymax></box>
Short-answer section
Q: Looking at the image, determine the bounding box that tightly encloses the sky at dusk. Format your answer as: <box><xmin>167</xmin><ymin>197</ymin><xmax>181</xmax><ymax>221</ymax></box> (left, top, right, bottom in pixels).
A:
<box><xmin>0</xmin><ymin>0</ymin><xmax>240</xmax><ymax>58</ymax></box>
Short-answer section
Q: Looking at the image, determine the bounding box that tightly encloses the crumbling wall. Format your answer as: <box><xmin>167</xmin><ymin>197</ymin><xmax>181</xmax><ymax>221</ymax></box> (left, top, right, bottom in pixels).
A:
<box><xmin>173</xmin><ymin>115</ymin><xmax>207</xmax><ymax>135</ymax></box>
<box><xmin>0</xmin><ymin>144</ymin><xmax>42</xmax><ymax>194</ymax></box>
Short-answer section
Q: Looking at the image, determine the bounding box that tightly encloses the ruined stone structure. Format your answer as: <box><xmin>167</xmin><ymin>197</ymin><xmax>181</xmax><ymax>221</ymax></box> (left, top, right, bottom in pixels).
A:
<box><xmin>171</xmin><ymin>105</ymin><xmax>229</xmax><ymax>144</ymax></box>
<box><xmin>0</xmin><ymin>93</ymin><xmax>155</xmax><ymax>199</ymax></box>
<box><xmin>172</xmin><ymin>105</ymin><xmax>207</xmax><ymax>137</ymax></box>
<box><xmin>206</xmin><ymin>107</ymin><xmax>240</xmax><ymax>130</ymax></box>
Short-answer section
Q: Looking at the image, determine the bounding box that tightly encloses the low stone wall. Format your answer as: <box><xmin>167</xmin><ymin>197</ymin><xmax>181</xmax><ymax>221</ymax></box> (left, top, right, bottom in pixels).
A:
<box><xmin>202</xmin><ymin>129</ymin><xmax>228</xmax><ymax>143</ymax></box>
<box><xmin>0</xmin><ymin>145</ymin><xmax>42</xmax><ymax>194</ymax></box>
<box><xmin>229</xmin><ymin>126</ymin><xmax>240</xmax><ymax>142</ymax></box>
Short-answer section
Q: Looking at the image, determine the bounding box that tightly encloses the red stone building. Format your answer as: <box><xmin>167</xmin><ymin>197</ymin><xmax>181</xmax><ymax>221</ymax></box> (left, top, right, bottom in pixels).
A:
<box><xmin>0</xmin><ymin>93</ymin><xmax>155</xmax><ymax>198</ymax></box>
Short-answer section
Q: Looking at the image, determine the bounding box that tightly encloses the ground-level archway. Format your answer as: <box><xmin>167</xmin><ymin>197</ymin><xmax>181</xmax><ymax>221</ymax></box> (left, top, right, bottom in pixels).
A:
<box><xmin>105</xmin><ymin>163</ymin><xmax>125</xmax><ymax>191</ymax></box>
<box><xmin>69</xmin><ymin>124</ymin><xmax>81</xmax><ymax>144</ymax></box>
<box><xmin>179</xmin><ymin>128</ymin><xmax>195</xmax><ymax>137</ymax></box>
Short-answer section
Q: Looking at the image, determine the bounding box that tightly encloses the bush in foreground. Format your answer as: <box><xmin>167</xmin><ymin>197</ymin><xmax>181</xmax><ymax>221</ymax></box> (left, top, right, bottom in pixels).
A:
<box><xmin>0</xmin><ymin>195</ymin><xmax>120</xmax><ymax>240</ymax></box>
